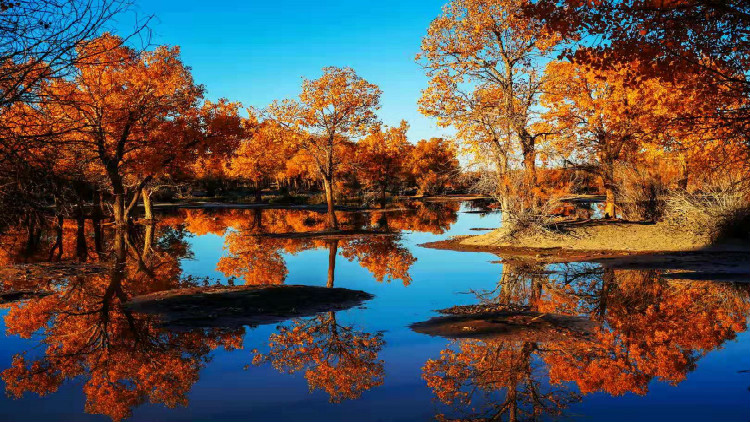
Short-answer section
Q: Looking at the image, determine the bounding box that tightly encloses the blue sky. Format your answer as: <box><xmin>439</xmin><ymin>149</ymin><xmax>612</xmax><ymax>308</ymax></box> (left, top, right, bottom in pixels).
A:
<box><xmin>115</xmin><ymin>0</ymin><xmax>450</xmax><ymax>142</ymax></box>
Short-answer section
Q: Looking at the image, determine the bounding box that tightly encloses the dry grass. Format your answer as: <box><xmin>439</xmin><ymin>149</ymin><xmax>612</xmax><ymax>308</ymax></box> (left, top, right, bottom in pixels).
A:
<box><xmin>614</xmin><ymin>163</ymin><xmax>670</xmax><ymax>221</ymax></box>
<box><xmin>471</xmin><ymin>168</ymin><xmax>566</xmax><ymax>240</ymax></box>
<box><xmin>664</xmin><ymin>184</ymin><xmax>750</xmax><ymax>241</ymax></box>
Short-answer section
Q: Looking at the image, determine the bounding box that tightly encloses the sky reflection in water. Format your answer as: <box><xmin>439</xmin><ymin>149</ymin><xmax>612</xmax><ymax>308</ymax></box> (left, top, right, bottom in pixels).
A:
<box><xmin>0</xmin><ymin>201</ymin><xmax>748</xmax><ymax>421</ymax></box>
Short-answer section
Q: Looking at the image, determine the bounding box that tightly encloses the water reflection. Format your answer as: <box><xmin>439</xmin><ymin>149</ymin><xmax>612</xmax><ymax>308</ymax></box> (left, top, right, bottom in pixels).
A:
<box><xmin>0</xmin><ymin>202</ymin><xmax>458</xmax><ymax>420</ymax></box>
<box><xmin>0</xmin><ymin>202</ymin><xmax>747</xmax><ymax>421</ymax></box>
<box><xmin>177</xmin><ymin>206</ymin><xmax>434</xmax><ymax>286</ymax></box>
<box><xmin>1</xmin><ymin>228</ymin><xmax>244</xmax><ymax>422</ymax></box>
<box><xmin>253</xmin><ymin>311</ymin><xmax>385</xmax><ymax>403</ymax></box>
<box><xmin>421</xmin><ymin>261</ymin><xmax>750</xmax><ymax>421</ymax></box>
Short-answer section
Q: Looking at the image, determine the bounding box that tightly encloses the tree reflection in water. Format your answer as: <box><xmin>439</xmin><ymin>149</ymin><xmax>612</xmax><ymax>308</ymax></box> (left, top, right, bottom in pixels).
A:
<box><xmin>0</xmin><ymin>225</ymin><xmax>244</xmax><ymax>422</ymax></box>
<box><xmin>184</xmin><ymin>205</ymin><xmax>438</xmax><ymax>287</ymax></box>
<box><xmin>253</xmin><ymin>311</ymin><xmax>385</xmax><ymax>403</ymax></box>
<box><xmin>422</xmin><ymin>261</ymin><xmax>750</xmax><ymax>421</ymax></box>
<box><xmin>3</xmin><ymin>203</ymin><xmax>741</xmax><ymax>421</ymax></box>
<box><xmin>0</xmin><ymin>203</ymin><xmax>454</xmax><ymax>418</ymax></box>
<box><xmin>250</xmin><ymin>225</ymin><xmax>386</xmax><ymax>403</ymax></box>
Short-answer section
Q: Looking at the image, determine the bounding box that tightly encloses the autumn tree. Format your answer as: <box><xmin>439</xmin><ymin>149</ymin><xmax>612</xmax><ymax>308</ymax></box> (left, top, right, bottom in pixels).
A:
<box><xmin>418</xmin><ymin>0</ymin><xmax>563</xmax><ymax>192</ymax></box>
<box><xmin>541</xmin><ymin>60</ymin><xmax>666</xmax><ymax>218</ymax></box>
<box><xmin>529</xmin><ymin>0</ymin><xmax>750</xmax><ymax>170</ymax></box>
<box><xmin>409</xmin><ymin>138</ymin><xmax>460</xmax><ymax>196</ymax></box>
<box><xmin>0</xmin><ymin>0</ymin><xmax>138</xmax><ymax>111</ymax></box>
<box><xmin>228</xmin><ymin>115</ymin><xmax>293</xmax><ymax>202</ymax></box>
<box><xmin>45</xmin><ymin>34</ymin><xmax>245</xmax><ymax>225</ymax></box>
<box><xmin>532</xmin><ymin>0</ymin><xmax>750</xmax><ymax>97</ymax></box>
<box><xmin>354</xmin><ymin>120</ymin><xmax>413</xmax><ymax>207</ymax></box>
<box><xmin>157</xmin><ymin>98</ymin><xmax>247</xmax><ymax>217</ymax></box>
<box><xmin>268</xmin><ymin>67</ymin><xmax>381</xmax><ymax>229</ymax></box>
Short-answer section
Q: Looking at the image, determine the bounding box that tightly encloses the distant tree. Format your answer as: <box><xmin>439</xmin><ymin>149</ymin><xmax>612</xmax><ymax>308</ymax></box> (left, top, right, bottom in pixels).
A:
<box><xmin>268</xmin><ymin>67</ymin><xmax>381</xmax><ymax>229</ymax></box>
<box><xmin>355</xmin><ymin>120</ymin><xmax>412</xmax><ymax>207</ymax></box>
<box><xmin>410</xmin><ymin>138</ymin><xmax>460</xmax><ymax>196</ymax></box>
<box><xmin>227</xmin><ymin>114</ymin><xmax>293</xmax><ymax>202</ymax></box>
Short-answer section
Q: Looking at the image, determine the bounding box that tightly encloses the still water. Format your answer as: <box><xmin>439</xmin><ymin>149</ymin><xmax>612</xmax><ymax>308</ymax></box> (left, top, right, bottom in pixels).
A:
<box><xmin>0</xmin><ymin>201</ymin><xmax>748</xmax><ymax>421</ymax></box>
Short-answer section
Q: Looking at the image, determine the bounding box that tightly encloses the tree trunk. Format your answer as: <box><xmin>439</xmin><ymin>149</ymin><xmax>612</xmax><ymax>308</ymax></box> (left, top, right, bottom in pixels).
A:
<box><xmin>24</xmin><ymin>212</ymin><xmax>40</xmax><ymax>257</ymax></box>
<box><xmin>604</xmin><ymin>186</ymin><xmax>617</xmax><ymax>219</ymax></box>
<box><xmin>677</xmin><ymin>157</ymin><xmax>689</xmax><ymax>190</ymax></box>
<box><xmin>254</xmin><ymin>185</ymin><xmax>262</xmax><ymax>203</ymax></box>
<box><xmin>76</xmin><ymin>198</ymin><xmax>87</xmax><ymax>261</ymax></box>
<box><xmin>500</xmin><ymin>196</ymin><xmax>511</xmax><ymax>228</ymax></box>
<box><xmin>49</xmin><ymin>210</ymin><xmax>63</xmax><ymax>261</ymax></box>
<box><xmin>602</xmin><ymin>166</ymin><xmax>617</xmax><ymax>219</ymax></box>
<box><xmin>521</xmin><ymin>146</ymin><xmax>537</xmax><ymax>190</ymax></box>
<box><xmin>113</xmin><ymin>192</ymin><xmax>126</xmax><ymax>226</ymax></box>
<box><xmin>142</xmin><ymin>188</ymin><xmax>153</xmax><ymax>221</ymax></box>
<box><xmin>322</xmin><ymin>176</ymin><xmax>339</xmax><ymax>230</ymax></box>
<box><xmin>327</xmin><ymin>240</ymin><xmax>338</xmax><ymax>288</ymax></box>
<box><xmin>519</xmin><ymin>133</ymin><xmax>537</xmax><ymax>190</ymax></box>
<box><xmin>107</xmin><ymin>165</ymin><xmax>128</xmax><ymax>226</ymax></box>
<box><xmin>143</xmin><ymin>222</ymin><xmax>154</xmax><ymax>258</ymax></box>
<box><xmin>380</xmin><ymin>184</ymin><xmax>387</xmax><ymax>209</ymax></box>
<box><xmin>92</xmin><ymin>190</ymin><xmax>103</xmax><ymax>255</ymax></box>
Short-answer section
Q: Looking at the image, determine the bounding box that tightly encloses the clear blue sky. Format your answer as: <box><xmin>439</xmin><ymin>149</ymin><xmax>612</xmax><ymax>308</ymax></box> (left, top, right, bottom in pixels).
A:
<box><xmin>115</xmin><ymin>0</ymin><xmax>450</xmax><ymax>142</ymax></box>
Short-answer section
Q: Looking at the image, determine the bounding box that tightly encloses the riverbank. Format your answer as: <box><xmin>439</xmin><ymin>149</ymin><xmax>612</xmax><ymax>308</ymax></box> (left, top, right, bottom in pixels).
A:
<box><xmin>422</xmin><ymin>220</ymin><xmax>750</xmax><ymax>280</ymax></box>
<box><xmin>445</xmin><ymin>219</ymin><xmax>749</xmax><ymax>252</ymax></box>
<box><xmin>149</xmin><ymin>194</ymin><xmax>489</xmax><ymax>211</ymax></box>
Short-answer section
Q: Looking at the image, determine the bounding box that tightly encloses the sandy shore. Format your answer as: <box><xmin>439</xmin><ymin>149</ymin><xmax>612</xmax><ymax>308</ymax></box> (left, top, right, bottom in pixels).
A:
<box><xmin>461</xmin><ymin>220</ymin><xmax>734</xmax><ymax>252</ymax></box>
<box><xmin>422</xmin><ymin>220</ymin><xmax>750</xmax><ymax>280</ymax></box>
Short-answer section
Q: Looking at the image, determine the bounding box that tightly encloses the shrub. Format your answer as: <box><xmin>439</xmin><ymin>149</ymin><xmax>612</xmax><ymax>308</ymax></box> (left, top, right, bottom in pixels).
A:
<box><xmin>499</xmin><ymin>194</ymin><xmax>565</xmax><ymax>239</ymax></box>
<box><xmin>664</xmin><ymin>182</ymin><xmax>750</xmax><ymax>242</ymax></box>
<box><xmin>490</xmin><ymin>170</ymin><xmax>566</xmax><ymax>239</ymax></box>
<box><xmin>614</xmin><ymin>163</ymin><xmax>671</xmax><ymax>221</ymax></box>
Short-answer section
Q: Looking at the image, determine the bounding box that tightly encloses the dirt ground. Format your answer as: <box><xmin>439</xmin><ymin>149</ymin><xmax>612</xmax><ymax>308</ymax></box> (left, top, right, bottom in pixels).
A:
<box><xmin>125</xmin><ymin>284</ymin><xmax>374</xmax><ymax>328</ymax></box>
<box><xmin>461</xmin><ymin>220</ymin><xmax>740</xmax><ymax>252</ymax></box>
<box><xmin>422</xmin><ymin>220</ymin><xmax>750</xmax><ymax>281</ymax></box>
<box><xmin>410</xmin><ymin>303</ymin><xmax>595</xmax><ymax>342</ymax></box>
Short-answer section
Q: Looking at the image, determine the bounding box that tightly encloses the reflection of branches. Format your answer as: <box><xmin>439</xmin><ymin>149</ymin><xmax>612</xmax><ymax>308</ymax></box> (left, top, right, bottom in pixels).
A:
<box><xmin>1</xmin><ymin>229</ymin><xmax>243</xmax><ymax>422</ymax></box>
<box><xmin>433</xmin><ymin>261</ymin><xmax>750</xmax><ymax>418</ymax></box>
<box><xmin>423</xmin><ymin>339</ymin><xmax>580</xmax><ymax>422</ymax></box>
<box><xmin>469</xmin><ymin>261</ymin><xmax>549</xmax><ymax>310</ymax></box>
<box><xmin>253</xmin><ymin>311</ymin><xmax>385</xmax><ymax>403</ymax></box>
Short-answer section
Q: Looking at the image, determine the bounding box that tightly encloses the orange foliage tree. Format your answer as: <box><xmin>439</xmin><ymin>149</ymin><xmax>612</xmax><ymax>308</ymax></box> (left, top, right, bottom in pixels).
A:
<box><xmin>418</xmin><ymin>0</ymin><xmax>563</xmax><ymax>191</ymax></box>
<box><xmin>227</xmin><ymin>115</ymin><xmax>294</xmax><ymax>202</ymax></box>
<box><xmin>267</xmin><ymin>67</ymin><xmax>381</xmax><ymax>229</ymax></box>
<box><xmin>354</xmin><ymin>121</ymin><xmax>413</xmax><ymax>207</ymax></box>
<box><xmin>541</xmin><ymin>60</ymin><xmax>668</xmax><ymax>218</ymax></box>
<box><xmin>45</xmin><ymin>34</ymin><xmax>245</xmax><ymax>225</ymax></box>
<box><xmin>409</xmin><ymin>138</ymin><xmax>460</xmax><ymax>196</ymax></box>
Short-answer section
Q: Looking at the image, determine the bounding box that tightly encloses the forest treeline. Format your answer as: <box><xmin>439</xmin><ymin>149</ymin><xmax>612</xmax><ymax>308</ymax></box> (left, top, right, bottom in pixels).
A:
<box><xmin>1</xmin><ymin>0</ymin><xmax>749</xmax><ymax>235</ymax></box>
<box><xmin>0</xmin><ymin>1</ymin><xmax>461</xmax><ymax>232</ymax></box>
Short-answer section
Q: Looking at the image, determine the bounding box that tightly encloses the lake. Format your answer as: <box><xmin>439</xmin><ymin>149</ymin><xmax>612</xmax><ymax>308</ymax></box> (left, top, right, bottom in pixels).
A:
<box><xmin>0</xmin><ymin>201</ymin><xmax>748</xmax><ymax>421</ymax></box>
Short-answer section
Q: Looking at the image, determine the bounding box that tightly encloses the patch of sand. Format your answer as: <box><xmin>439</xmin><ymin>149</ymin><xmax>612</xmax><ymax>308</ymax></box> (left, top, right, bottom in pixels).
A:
<box><xmin>460</xmin><ymin>220</ymin><xmax>740</xmax><ymax>252</ymax></box>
